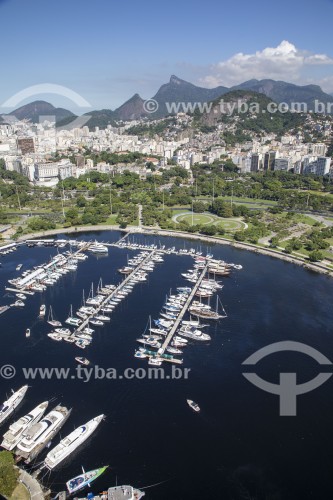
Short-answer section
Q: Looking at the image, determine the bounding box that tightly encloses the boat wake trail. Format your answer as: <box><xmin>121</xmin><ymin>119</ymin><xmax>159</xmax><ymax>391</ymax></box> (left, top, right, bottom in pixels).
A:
<box><xmin>141</xmin><ymin>477</ymin><xmax>174</xmax><ymax>490</ymax></box>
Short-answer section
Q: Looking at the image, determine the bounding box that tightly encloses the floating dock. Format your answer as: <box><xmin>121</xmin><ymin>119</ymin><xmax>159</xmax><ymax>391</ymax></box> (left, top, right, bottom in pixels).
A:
<box><xmin>159</xmin><ymin>263</ymin><xmax>209</xmax><ymax>355</ymax></box>
<box><xmin>75</xmin><ymin>250</ymin><xmax>156</xmax><ymax>333</ymax></box>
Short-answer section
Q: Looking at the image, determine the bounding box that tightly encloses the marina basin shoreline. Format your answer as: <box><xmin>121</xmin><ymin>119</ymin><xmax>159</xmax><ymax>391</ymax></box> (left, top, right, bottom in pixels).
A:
<box><xmin>14</xmin><ymin>225</ymin><xmax>333</xmax><ymax>278</ymax></box>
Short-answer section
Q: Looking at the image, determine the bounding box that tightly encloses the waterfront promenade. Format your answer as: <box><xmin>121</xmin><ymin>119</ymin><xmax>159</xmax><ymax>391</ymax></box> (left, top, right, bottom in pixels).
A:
<box><xmin>12</xmin><ymin>224</ymin><xmax>333</xmax><ymax>278</ymax></box>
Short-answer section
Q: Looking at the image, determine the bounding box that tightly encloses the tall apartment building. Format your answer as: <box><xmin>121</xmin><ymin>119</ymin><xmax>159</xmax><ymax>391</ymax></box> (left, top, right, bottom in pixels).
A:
<box><xmin>263</xmin><ymin>150</ymin><xmax>277</xmax><ymax>171</ymax></box>
<box><xmin>250</xmin><ymin>153</ymin><xmax>260</xmax><ymax>172</ymax></box>
<box><xmin>273</xmin><ymin>158</ymin><xmax>290</xmax><ymax>171</ymax></box>
<box><xmin>303</xmin><ymin>156</ymin><xmax>331</xmax><ymax>176</ymax></box>
<box><xmin>34</xmin><ymin>160</ymin><xmax>74</xmax><ymax>184</ymax></box>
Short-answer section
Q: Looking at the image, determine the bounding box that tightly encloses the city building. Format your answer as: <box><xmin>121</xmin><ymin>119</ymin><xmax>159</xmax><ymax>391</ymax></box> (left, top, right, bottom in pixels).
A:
<box><xmin>273</xmin><ymin>158</ymin><xmax>290</xmax><ymax>171</ymax></box>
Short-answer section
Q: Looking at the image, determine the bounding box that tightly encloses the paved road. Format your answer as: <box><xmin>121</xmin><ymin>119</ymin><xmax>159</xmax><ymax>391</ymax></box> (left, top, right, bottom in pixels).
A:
<box><xmin>138</xmin><ymin>204</ymin><xmax>143</xmax><ymax>227</ymax></box>
<box><xmin>306</xmin><ymin>214</ymin><xmax>333</xmax><ymax>227</ymax></box>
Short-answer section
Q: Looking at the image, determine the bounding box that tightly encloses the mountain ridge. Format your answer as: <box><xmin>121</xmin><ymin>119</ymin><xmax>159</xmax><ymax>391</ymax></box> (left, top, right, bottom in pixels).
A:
<box><xmin>2</xmin><ymin>77</ymin><xmax>333</xmax><ymax>127</ymax></box>
<box><xmin>4</xmin><ymin>100</ymin><xmax>74</xmax><ymax>123</ymax></box>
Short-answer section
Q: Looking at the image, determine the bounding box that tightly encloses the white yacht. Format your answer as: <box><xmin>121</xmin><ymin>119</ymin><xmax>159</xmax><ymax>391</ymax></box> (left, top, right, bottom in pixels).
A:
<box><xmin>16</xmin><ymin>405</ymin><xmax>72</xmax><ymax>463</ymax></box>
<box><xmin>0</xmin><ymin>385</ymin><xmax>28</xmax><ymax>426</ymax></box>
<box><xmin>75</xmin><ymin>253</ymin><xmax>88</xmax><ymax>261</ymax></box>
<box><xmin>44</xmin><ymin>414</ymin><xmax>104</xmax><ymax>470</ymax></box>
<box><xmin>106</xmin><ymin>485</ymin><xmax>145</xmax><ymax>499</ymax></box>
<box><xmin>94</xmin><ymin>314</ymin><xmax>110</xmax><ymax>322</ymax></box>
<box><xmin>48</xmin><ymin>333</ymin><xmax>63</xmax><ymax>342</ymax></box>
<box><xmin>79</xmin><ymin>306</ymin><xmax>97</xmax><ymax>315</ymax></box>
<box><xmin>89</xmin><ymin>318</ymin><xmax>103</xmax><ymax>326</ymax></box>
<box><xmin>89</xmin><ymin>242</ymin><xmax>108</xmax><ymax>254</ymax></box>
<box><xmin>178</xmin><ymin>326</ymin><xmax>211</xmax><ymax>341</ymax></box>
<box><xmin>77</xmin><ymin>311</ymin><xmax>88</xmax><ymax>320</ymax></box>
<box><xmin>82</xmin><ymin>327</ymin><xmax>95</xmax><ymax>335</ymax></box>
<box><xmin>1</xmin><ymin>401</ymin><xmax>48</xmax><ymax>451</ymax></box>
<box><xmin>54</xmin><ymin>328</ymin><xmax>72</xmax><ymax>336</ymax></box>
<box><xmin>181</xmin><ymin>319</ymin><xmax>207</xmax><ymax>329</ymax></box>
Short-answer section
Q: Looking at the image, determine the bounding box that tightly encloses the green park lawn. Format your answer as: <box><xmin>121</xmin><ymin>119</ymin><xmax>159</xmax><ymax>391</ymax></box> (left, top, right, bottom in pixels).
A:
<box><xmin>103</xmin><ymin>215</ymin><xmax>119</xmax><ymax>225</ymax></box>
<box><xmin>197</xmin><ymin>195</ymin><xmax>277</xmax><ymax>208</ymax></box>
<box><xmin>291</xmin><ymin>214</ymin><xmax>319</xmax><ymax>226</ymax></box>
<box><xmin>220</xmin><ymin>196</ymin><xmax>277</xmax><ymax>206</ymax></box>
<box><xmin>10</xmin><ymin>482</ymin><xmax>30</xmax><ymax>500</ymax></box>
<box><xmin>173</xmin><ymin>211</ymin><xmax>246</xmax><ymax>232</ymax></box>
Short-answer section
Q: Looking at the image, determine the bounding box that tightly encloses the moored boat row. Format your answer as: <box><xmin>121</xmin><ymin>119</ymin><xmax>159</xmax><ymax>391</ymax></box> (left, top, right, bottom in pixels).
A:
<box><xmin>0</xmin><ymin>386</ymin><xmax>105</xmax><ymax>470</ymax></box>
<box><xmin>134</xmin><ymin>254</ymin><xmax>240</xmax><ymax>365</ymax></box>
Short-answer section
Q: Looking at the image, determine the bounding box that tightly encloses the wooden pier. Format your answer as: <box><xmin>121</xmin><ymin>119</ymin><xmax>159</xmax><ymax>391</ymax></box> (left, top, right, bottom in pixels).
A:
<box><xmin>159</xmin><ymin>263</ymin><xmax>209</xmax><ymax>354</ymax></box>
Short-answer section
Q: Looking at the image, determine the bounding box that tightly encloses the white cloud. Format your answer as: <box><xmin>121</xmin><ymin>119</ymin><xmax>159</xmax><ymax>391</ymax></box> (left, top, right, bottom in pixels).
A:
<box><xmin>200</xmin><ymin>41</ymin><xmax>333</xmax><ymax>89</ymax></box>
<box><xmin>316</xmin><ymin>75</ymin><xmax>333</xmax><ymax>94</ymax></box>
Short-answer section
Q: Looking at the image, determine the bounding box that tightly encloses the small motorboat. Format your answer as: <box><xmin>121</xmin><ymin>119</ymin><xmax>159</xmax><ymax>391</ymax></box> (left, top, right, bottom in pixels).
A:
<box><xmin>16</xmin><ymin>293</ymin><xmax>27</xmax><ymax>300</ymax></box>
<box><xmin>83</xmin><ymin>327</ymin><xmax>95</xmax><ymax>335</ymax></box>
<box><xmin>89</xmin><ymin>318</ymin><xmax>103</xmax><ymax>326</ymax></box>
<box><xmin>166</xmin><ymin>346</ymin><xmax>182</xmax><ymax>355</ymax></box>
<box><xmin>63</xmin><ymin>336</ymin><xmax>76</xmax><ymax>343</ymax></box>
<box><xmin>187</xmin><ymin>399</ymin><xmax>200</xmax><ymax>412</ymax></box>
<box><xmin>134</xmin><ymin>351</ymin><xmax>147</xmax><ymax>359</ymax></box>
<box><xmin>75</xmin><ymin>357</ymin><xmax>90</xmax><ymax>366</ymax></box>
<box><xmin>12</xmin><ymin>300</ymin><xmax>25</xmax><ymax>307</ymax></box>
<box><xmin>25</xmin><ymin>328</ymin><xmax>30</xmax><ymax>338</ymax></box>
<box><xmin>94</xmin><ymin>314</ymin><xmax>110</xmax><ymax>322</ymax></box>
<box><xmin>148</xmin><ymin>357</ymin><xmax>163</xmax><ymax>366</ymax></box>
<box><xmin>48</xmin><ymin>333</ymin><xmax>63</xmax><ymax>342</ymax></box>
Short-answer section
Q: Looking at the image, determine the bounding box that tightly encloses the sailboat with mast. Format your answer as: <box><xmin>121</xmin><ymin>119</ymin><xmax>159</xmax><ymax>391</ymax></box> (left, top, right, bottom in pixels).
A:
<box><xmin>65</xmin><ymin>305</ymin><xmax>82</xmax><ymax>327</ymax></box>
<box><xmin>66</xmin><ymin>465</ymin><xmax>108</xmax><ymax>495</ymax></box>
<box><xmin>47</xmin><ymin>306</ymin><xmax>62</xmax><ymax>327</ymax></box>
<box><xmin>86</xmin><ymin>282</ymin><xmax>103</xmax><ymax>306</ymax></box>
<box><xmin>189</xmin><ymin>296</ymin><xmax>227</xmax><ymax>320</ymax></box>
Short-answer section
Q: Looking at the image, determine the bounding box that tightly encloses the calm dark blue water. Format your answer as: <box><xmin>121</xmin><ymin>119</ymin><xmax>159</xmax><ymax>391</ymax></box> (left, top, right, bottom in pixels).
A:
<box><xmin>1</xmin><ymin>230</ymin><xmax>333</xmax><ymax>500</ymax></box>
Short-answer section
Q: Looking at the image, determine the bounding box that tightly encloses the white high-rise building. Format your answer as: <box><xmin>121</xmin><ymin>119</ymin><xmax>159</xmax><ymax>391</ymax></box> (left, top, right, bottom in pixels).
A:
<box><xmin>303</xmin><ymin>156</ymin><xmax>331</xmax><ymax>176</ymax></box>
<box><xmin>315</xmin><ymin>157</ymin><xmax>331</xmax><ymax>176</ymax></box>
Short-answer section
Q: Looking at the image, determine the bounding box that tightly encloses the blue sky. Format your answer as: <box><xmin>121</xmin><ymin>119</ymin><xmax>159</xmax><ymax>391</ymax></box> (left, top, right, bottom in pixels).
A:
<box><xmin>1</xmin><ymin>0</ymin><xmax>333</xmax><ymax>111</ymax></box>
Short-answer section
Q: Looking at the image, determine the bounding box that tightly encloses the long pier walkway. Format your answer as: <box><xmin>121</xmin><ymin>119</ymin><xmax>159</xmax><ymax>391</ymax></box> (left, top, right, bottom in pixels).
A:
<box><xmin>159</xmin><ymin>263</ymin><xmax>209</xmax><ymax>354</ymax></box>
<box><xmin>75</xmin><ymin>250</ymin><xmax>155</xmax><ymax>332</ymax></box>
<box><xmin>113</xmin><ymin>232</ymin><xmax>131</xmax><ymax>246</ymax></box>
